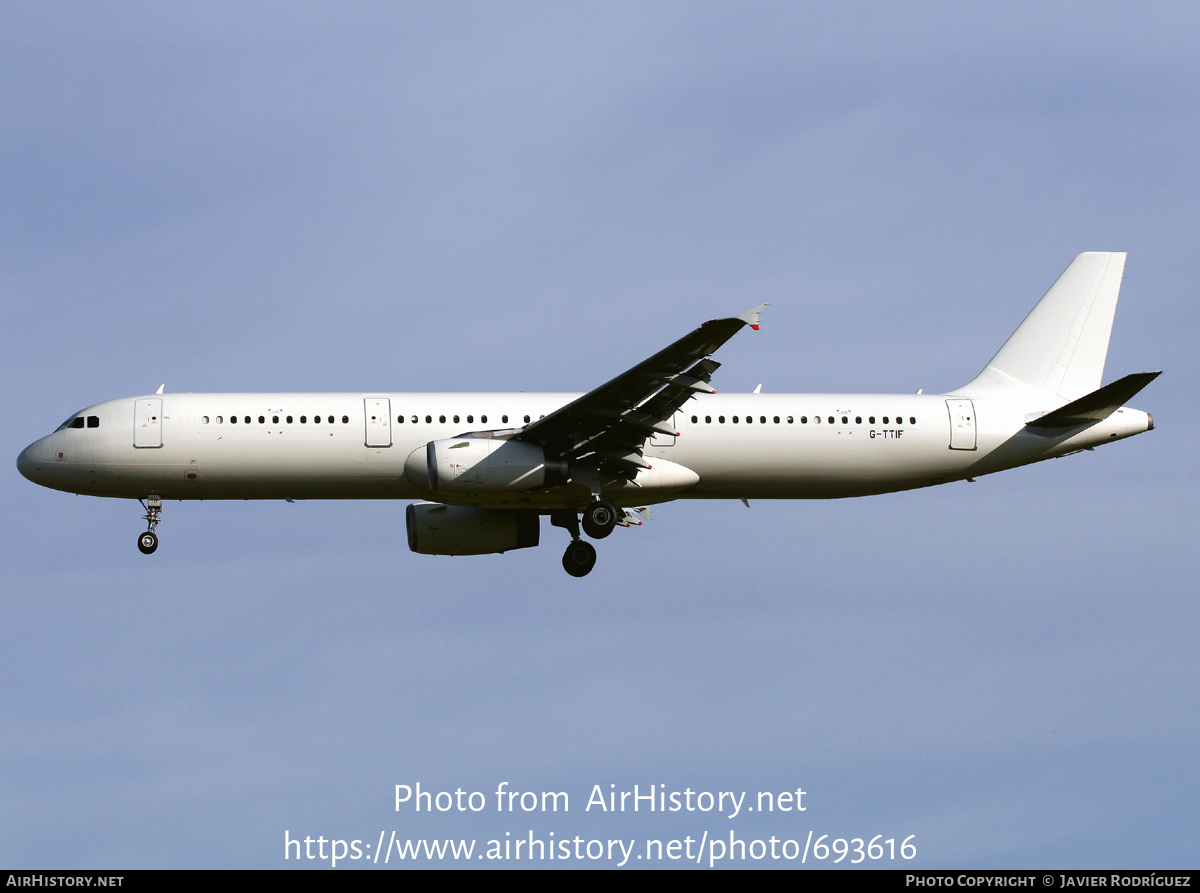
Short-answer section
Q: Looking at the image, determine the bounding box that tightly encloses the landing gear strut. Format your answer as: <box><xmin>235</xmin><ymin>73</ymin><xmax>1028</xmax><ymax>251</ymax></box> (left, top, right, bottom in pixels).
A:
<box><xmin>137</xmin><ymin>496</ymin><xmax>162</xmax><ymax>555</ymax></box>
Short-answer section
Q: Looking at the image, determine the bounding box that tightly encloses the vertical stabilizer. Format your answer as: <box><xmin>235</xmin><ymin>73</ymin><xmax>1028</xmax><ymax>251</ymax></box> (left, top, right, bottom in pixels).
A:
<box><xmin>961</xmin><ymin>252</ymin><xmax>1126</xmax><ymax>400</ymax></box>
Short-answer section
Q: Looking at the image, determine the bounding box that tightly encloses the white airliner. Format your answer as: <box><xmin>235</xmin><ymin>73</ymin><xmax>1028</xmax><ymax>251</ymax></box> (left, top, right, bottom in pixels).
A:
<box><xmin>18</xmin><ymin>252</ymin><xmax>1158</xmax><ymax>577</ymax></box>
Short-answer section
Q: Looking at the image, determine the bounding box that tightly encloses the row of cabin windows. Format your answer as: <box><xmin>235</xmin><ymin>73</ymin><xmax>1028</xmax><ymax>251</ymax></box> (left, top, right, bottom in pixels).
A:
<box><xmin>63</xmin><ymin>411</ymin><xmax>917</xmax><ymax>432</ymax></box>
<box><xmin>397</xmin><ymin>414</ymin><xmax>543</xmax><ymax>425</ymax></box>
<box><xmin>198</xmin><ymin>413</ymin><xmax>547</xmax><ymax>426</ymax></box>
<box><xmin>201</xmin><ymin>415</ymin><xmax>351</xmax><ymax>425</ymax></box>
<box><xmin>690</xmin><ymin>414</ymin><xmax>918</xmax><ymax>426</ymax></box>
<box><xmin>198</xmin><ymin>410</ymin><xmax>916</xmax><ymax>428</ymax></box>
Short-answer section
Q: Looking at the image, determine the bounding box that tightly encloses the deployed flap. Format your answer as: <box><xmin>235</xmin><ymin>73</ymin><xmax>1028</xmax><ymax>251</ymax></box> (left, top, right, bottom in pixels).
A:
<box><xmin>515</xmin><ymin>306</ymin><xmax>765</xmax><ymax>473</ymax></box>
<box><xmin>1025</xmin><ymin>371</ymin><xmax>1161</xmax><ymax>429</ymax></box>
<box><xmin>964</xmin><ymin>252</ymin><xmax>1126</xmax><ymax>400</ymax></box>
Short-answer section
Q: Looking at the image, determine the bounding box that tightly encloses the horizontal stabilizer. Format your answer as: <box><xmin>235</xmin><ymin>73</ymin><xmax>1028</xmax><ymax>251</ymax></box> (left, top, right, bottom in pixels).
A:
<box><xmin>1025</xmin><ymin>371</ymin><xmax>1160</xmax><ymax>428</ymax></box>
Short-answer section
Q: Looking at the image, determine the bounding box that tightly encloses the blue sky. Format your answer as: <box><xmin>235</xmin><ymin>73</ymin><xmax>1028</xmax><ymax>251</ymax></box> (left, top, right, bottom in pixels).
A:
<box><xmin>2</xmin><ymin>2</ymin><xmax>1196</xmax><ymax>868</ymax></box>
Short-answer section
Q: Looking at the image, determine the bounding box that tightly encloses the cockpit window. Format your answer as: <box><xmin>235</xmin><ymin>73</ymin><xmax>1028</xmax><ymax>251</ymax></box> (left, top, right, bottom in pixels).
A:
<box><xmin>54</xmin><ymin>412</ymin><xmax>101</xmax><ymax>432</ymax></box>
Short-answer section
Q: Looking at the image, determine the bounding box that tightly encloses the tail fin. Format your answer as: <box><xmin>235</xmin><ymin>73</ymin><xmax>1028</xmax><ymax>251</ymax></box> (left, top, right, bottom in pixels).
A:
<box><xmin>961</xmin><ymin>252</ymin><xmax>1126</xmax><ymax>400</ymax></box>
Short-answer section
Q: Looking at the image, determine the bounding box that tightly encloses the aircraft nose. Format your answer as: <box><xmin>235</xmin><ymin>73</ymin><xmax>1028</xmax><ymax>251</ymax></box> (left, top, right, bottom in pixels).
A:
<box><xmin>17</xmin><ymin>441</ymin><xmax>44</xmax><ymax>484</ymax></box>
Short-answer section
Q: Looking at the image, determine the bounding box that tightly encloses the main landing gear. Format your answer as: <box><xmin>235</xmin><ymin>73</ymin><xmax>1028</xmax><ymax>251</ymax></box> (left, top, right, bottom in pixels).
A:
<box><xmin>553</xmin><ymin>500</ymin><xmax>620</xmax><ymax>577</ymax></box>
<box><xmin>562</xmin><ymin>539</ymin><xmax>597</xmax><ymax>577</ymax></box>
<box><xmin>137</xmin><ymin>496</ymin><xmax>162</xmax><ymax>554</ymax></box>
<box><xmin>581</xmin><ymin>500</ymin><xmax>618</xmax><ymax>539</ymax></box>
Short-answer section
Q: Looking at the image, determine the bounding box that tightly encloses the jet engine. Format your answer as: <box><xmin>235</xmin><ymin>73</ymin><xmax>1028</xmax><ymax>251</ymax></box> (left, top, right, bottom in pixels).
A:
<box><xmin>405</xmin><ymin>502</ymin><xmax>540</xmax><ymax>555</ymax></box>
<box><xmin>414</xmin><ymin>437</ymin><xmax>568</xmax><ymax>494</ymax></box>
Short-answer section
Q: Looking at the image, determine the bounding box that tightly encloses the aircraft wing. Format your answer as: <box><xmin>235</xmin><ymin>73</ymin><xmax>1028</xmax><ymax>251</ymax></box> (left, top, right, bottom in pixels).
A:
<box><xmin>513</xmin><ymin>305</ymin><xmax>766</xmax><ymax>475</ymax></box>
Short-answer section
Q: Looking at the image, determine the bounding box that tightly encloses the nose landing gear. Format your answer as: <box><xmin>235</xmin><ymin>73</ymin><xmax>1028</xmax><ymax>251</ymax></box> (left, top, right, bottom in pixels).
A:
<box><xmin>137</xmin><ymin>496</ymin><xmax>162</xmax><ymax>554</ymax></box>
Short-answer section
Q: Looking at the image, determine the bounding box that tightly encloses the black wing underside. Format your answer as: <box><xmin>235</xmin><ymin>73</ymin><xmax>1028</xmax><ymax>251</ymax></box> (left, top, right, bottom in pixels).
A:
<box><xmin>513</xmin><ymin>305</ymin><xmax>766</xmax><ymax>481</ymax></box>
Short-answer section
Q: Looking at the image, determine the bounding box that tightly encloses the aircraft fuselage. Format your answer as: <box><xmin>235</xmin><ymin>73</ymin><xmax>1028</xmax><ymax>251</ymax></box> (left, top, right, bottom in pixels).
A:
<box><xmin>17</xmin><ymin>390</ymin><xmax>1152</xmax><ymax>506</ymax></box>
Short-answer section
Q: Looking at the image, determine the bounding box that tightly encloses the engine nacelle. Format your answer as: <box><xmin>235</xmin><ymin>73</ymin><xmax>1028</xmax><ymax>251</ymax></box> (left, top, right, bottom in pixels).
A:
<box><xmin>416</xmin><ymin>437</ymin><xmax>568</xmax><ymax>494</ymax></box>
<box><xmin>406</xmin><ymin>502</ymin><xmax>541</xmax><ymax>556</ymax></box>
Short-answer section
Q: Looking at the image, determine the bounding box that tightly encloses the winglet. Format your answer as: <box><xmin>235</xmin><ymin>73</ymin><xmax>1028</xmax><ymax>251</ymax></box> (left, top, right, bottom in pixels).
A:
<box><xmin>737</xmin><ymin>304</ymin><xmax>767</xmax><ymax>330</ymax></box>
<box><xmin>156</xmin><ymin>384</ymin><xmax>165</xmax><ymax>395</ymax></box>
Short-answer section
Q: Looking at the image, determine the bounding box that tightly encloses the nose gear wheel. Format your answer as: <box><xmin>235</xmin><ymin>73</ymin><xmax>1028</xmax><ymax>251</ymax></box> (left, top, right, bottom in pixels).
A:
<box><xmin>137</xmin><ymin>496</ymin><xmax>162</xmax><ymax>555</ymax></box>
